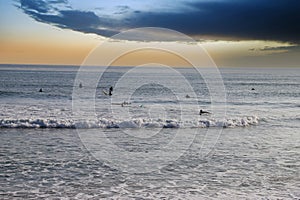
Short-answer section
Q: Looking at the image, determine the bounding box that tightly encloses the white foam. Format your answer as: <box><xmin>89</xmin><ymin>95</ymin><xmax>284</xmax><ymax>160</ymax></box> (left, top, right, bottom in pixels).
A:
<box><xmin>0</xmin><ymin>116</ymin><xmax>259</xmax><ymax>129</ymax></box>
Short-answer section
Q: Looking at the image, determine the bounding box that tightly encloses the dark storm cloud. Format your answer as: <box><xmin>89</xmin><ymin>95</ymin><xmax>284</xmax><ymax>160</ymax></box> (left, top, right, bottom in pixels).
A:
<box><xmin>130</xmin><ymin>0</ymin><xmax>300</xmax><ymax>43</ymax></box>
<box><xmin>20</xmin><ymin>0</ymin><xmax>50</xmax><ymax>13</ymax></box>
<box><xmin>40</xmin><ymin>10</ymin><xmax>117</xmax><ymax>36</ymax></box>
<box><xmin>19</xmin><ymin>0</ymin><xmax>118</xmax><ymax>36</ymax></box>
<box><xmin>18</xmin><ymin>0</ymin><xmax>300</xmax><ymax>43</ymax></box>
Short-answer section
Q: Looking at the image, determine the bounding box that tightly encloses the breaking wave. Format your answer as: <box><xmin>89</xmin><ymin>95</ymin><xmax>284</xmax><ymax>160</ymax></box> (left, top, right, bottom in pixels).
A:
<box><xmin>0</xmin><ymin>116</ymin><xmax>259</xmax><ymax>129</ymax></box>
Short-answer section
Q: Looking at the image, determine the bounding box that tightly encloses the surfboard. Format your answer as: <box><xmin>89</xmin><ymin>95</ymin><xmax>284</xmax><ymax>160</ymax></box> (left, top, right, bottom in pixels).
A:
<box><xmin>111</xmin><ymin>102</ymin><xmax>132</xmax><ymax>105</ymax></box>
<box><xmin>111</xmin><ymin>103</ymin><xmax>123</xmax><ymax>105</ymax></box>
<box><xmin>102</xmin><ymin>90</ymin><xmax>108</xmax><ymax>95</ymax></box>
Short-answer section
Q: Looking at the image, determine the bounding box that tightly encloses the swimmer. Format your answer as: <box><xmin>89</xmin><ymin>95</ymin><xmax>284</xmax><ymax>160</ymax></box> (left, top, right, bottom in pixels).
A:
<box><xmin>199</xmin><ymin>109</ymin><xmax>211</xmax><ymax>115</ymax></box>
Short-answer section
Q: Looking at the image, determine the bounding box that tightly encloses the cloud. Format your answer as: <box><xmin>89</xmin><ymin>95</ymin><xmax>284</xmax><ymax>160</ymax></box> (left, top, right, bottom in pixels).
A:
<box><xmin>248</xmin><ymin>45</ymin><xmax>300</xmax><ymax>55</ymax></box>
<box><xmin>114</xmin><ymin>5</ymin><xmax>131</xmax><ymax>15</ymax></box>
<box><xmin>47</xmin><ymin>0</ymin><xmax>67</xmax><ymax>3</ymax></box>
<box><xmin>19</xmin><ymin>0</ymin><xmax>119</xmax><ymax>36</ymax></box>
<box><xmin>18</xmin><ymin>0</ymin><xmax>300</xmax><ymax>43</ymax></box>
<box><xmin>130</xmin><ymin>0</ymin><xmax>300</xmax><ymax>44</ymax></box>
<box><xmin>260</xmin><ymin>45</ymin><xmax>300</xmax><ymax>52</ymax></box>
<box><xmin>20</xmin><ymin>0</ymin><xmax>50</xmax><ymax>13</ymax></box>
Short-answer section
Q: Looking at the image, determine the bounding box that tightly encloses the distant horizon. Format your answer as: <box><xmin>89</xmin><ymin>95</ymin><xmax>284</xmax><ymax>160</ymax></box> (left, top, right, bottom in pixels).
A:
<box><xmin>0</xmin><ymin>63</ymin><xmax>299</xmax><ymax>69</ymax></box>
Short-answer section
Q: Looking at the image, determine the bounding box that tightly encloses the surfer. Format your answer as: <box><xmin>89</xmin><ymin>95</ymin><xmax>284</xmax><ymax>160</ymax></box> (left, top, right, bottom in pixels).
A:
<box><xmin>109</xmin><ymin>86</ymin><xmax>113</xmax><ymax>96</ymax></box>
<box><xmin>79</xmin><ymin>83</ymin><xmax>83</xmax><ymax>88</ymax></box>
<box><xmin>103</xmin><ymin>86</ymin><xmax>114</xmax><ymax>96</ymax></box>
<box><xmin>199</xmin><ymin>109</ymin><xmax>211</xmax><ymax>115</ymax></box>
<box><xmin>121</xmin><ymin>101</ymin><xmax>131</xmax><ymax>107</ymax></box>
<box><xmin>39</xmin><ymin>88</ymin><xmax>43</xmax><ymax>92</ymax></box>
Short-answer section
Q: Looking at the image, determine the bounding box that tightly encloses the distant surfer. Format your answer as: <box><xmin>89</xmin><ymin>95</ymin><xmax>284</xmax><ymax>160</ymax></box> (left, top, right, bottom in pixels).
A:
<box><xmin>251</xmin><ymin>88</ymin><xmax>255</xmax><ymax>91</ymax></box>
<box><xmin>121</xmin><ymin>101</ymin><xmax>131</xmax><ymax>107</ymax></box>
<box><xmin>109</xmin><ymin>86</ymin><xmax>113</xmax><ymax>96</ymax></box>
<box><xmin>102</xmin><ymin>86</ymin><xmax>114</xmax><ymax>96</ymax></box>
<box><xmin>39</xmin><ymin>88</ymin><xmax>43</xmax><ymax>92</ymax></box>
<box><xmin>185</xmin><ymin>94</ymin><xmax>190</xmax><ymax>98</ymax></box>
<box><xmin>199</xmin><ymin>109</ymin><xmax>211</xmax><ymax>115</ymax></box>
<box><xmin>79</xmin><ymin>83</ymin><xmax>83</xmax><ymax>88</ymax></box>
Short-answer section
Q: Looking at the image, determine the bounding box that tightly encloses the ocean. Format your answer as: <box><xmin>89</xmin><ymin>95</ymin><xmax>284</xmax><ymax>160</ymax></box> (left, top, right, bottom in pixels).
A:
<box><xmin>0</xmin><ymin>64</ymin><xmax>299</xmax><ymax>199</ymax></box>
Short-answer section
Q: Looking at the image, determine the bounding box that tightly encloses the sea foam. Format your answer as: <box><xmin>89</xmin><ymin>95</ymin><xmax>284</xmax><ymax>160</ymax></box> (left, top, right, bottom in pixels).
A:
<box><xmin>0</xmin><ymin>116</ymin><xmax>259</xmax><ymax>129</ymax></box>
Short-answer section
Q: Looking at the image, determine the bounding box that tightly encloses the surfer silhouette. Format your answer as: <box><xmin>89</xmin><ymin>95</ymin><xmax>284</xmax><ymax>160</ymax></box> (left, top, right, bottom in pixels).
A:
<box><xmin>199</xmin><ymin>109</ymin><xmax>211</xmax><ymax>115</ymax></box>
<box><xmin>109</xmin><ymin>86</ymin><xmax>113</xmax><ymax>96</ymax></box>
<box><xmin>102</xmin><ymin>86</ymin><xmax>113</xmax><ymax>96</ymax></box>
<box><xmin>39</xmin><ymin>88</ymin><xmax>43</xmax><ymax>92</ymax></box>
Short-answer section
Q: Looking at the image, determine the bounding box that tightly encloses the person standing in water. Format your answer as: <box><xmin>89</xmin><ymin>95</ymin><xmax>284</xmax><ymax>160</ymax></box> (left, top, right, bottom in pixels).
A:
<box><xmin>109</xmin><ymin>86</ymin><xmax>113</xmax><ymax>96</ymax></box>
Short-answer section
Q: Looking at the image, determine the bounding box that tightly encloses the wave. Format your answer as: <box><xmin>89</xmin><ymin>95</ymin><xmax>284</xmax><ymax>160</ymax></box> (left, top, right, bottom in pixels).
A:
<box><xmin>0</xmin><ymin>116</ymin><xmax>259</xmax><ymax>129</ymax></box>
<box><xmin>0</xmin><ymin>91</ymin><xmax>24</xmax><ymax>97</ymax></box>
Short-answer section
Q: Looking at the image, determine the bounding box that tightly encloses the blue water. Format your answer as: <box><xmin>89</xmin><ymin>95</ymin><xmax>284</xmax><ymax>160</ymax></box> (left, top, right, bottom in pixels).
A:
<box><xmin>0</xmin><ymin>65</ymin><xmax>299</xmax><ymax>199</ymax></box>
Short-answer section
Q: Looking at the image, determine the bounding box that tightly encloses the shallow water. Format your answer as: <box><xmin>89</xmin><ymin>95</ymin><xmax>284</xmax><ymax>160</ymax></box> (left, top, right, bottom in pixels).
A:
<box><xmin>1</xmin><ymin>127</ymin><xmax>299</xmax><ymax>199</ymax></box>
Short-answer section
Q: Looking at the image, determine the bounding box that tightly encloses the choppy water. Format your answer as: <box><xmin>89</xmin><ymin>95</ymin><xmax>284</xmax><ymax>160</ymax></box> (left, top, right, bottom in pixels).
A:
<box><xmin>0</xmin><ymin>65</ymin><xmax>299</xmax><ymax>199</ymax></box>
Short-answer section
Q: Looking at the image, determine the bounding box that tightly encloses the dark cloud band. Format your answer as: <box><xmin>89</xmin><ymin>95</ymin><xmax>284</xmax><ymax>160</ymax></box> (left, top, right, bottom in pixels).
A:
<box><xmin>18</xmin><ymin>0</ymin><xmax>300</xmax><ymax>43</ymax></box>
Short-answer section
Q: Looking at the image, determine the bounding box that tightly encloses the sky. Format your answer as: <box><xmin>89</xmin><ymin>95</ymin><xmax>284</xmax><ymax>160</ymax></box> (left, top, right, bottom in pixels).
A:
<box><xmin>1</xmin><ymin>0</ymin><xmax>300</xmax><ymax>67</ymax></box>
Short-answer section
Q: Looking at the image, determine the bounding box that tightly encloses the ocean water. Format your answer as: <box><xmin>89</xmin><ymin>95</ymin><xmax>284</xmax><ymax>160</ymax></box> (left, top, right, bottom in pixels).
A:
<box><xmin>0</xmin><ymin>65</ymin><xmax>299</xmax><ymax>199</ymax></box>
